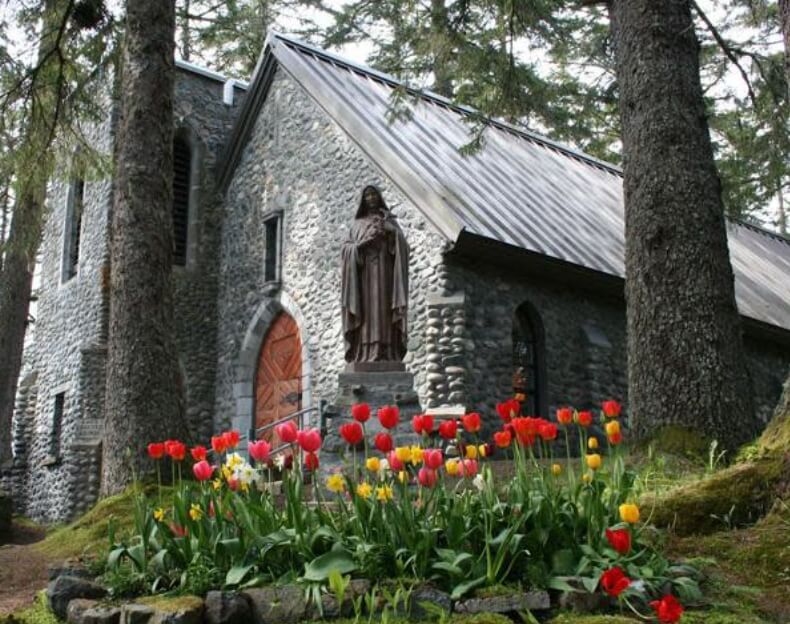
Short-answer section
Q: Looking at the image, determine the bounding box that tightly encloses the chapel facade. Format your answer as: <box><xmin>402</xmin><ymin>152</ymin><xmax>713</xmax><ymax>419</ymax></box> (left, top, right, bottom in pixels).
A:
<box><xmin>4</xmin><ymin>33</ymin><xmax>790</xmax><ymax>521</ymax></box>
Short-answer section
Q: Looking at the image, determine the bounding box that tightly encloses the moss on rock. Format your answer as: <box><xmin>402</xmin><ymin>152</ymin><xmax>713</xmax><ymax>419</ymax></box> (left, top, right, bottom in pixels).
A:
<box><xmin>639</xmin><ymin>426</ymin><xmax>712</xmax><ymax>460</ymax></box>
<box><xmin>547</xmin><ymin>615</ymin><xmax>637</xmax><ymax>624</ymax></box>
<box><xmin>0</xmin><ymin>592</ymin><xmax>59</xmax><ymax>624</ymax></box>
<box><xmin>136</xmin><ymin>594</ymin><xmax>204</xmax><ymax>613</ymax></box>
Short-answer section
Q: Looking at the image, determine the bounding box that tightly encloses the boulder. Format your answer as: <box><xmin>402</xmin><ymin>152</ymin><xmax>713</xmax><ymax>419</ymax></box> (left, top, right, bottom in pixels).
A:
<box><xmin>204</xmin><ymin>591</ymin><xmax>252</xmax><ymax>624</ymax></box>
<box><xmin>242</xmin><ymin>585</ymin><xmax>308</xmax><ymax>624</ymax></box>
<box><xmin>67</xmin><ymin>598</ymin><xmax>121</xmax><ymax>624</ymax></box>
<box><xmin>309</xmin><ymin>579</ymin><xmax>371</xmax><ymax>618</ymax></box>
<box><xmin>132</xmin><ymin>596</ymin><xmax>204</xmax><ymax>624</ymax></box>
<box><xmin>47</xmin><ymin>575</ymin><xmax>107</xmax><ymax>620</ymax></box>
<box><xmin>49</xmin><ymin>560</ymin><xmax>94</xmax><ymax>580</ymax></box>
<box><xmin>453</xmin><ymin>590</ymin><xmax>550</xmax><ymax>614</ymax></box>
<box><xmin>120</xmin><ymin>603</ymin><xmax>156</xmax><ymax>624</ymax></box>
<box><xmin>405</xmin><ymin>583</ymin><xmax>452</xmax><ymax>619</ymax></box>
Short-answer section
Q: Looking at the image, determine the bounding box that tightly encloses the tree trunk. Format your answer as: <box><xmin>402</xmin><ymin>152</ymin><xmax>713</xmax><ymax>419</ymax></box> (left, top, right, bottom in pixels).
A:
<box><xmin>0</xmin><ymin>195</ymin><xmax>40</xmax><ymax>465</ymax></box>
<box><xmin>609</xmin><ymin>0</ymin><xmax>756</xmax><ymax>451</ymax></box>
<box><xmin>780</xmin><ymin>0</ymin><xmax>789</xmax><ymax>98</ymax></box>
<box><xmin>101</xmin><ymin>0</ymin><xmax>188</xmax><ymax>493</ymax></box>
<box><xmin>429</xmin><ymin>0</ymin><xmax>454</xmax><ymax>98</ymax></box>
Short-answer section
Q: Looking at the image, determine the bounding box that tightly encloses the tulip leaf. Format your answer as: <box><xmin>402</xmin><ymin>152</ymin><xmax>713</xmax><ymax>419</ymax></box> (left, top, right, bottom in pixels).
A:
<box><xmin>547</xmin><ymin>576</ymin><xmax>578</xmax><ymax>593</ymax></box>
<box><xmin>107</xmin><ymin>547</ymin><xmax>126</xmax><ymax>571</ymax></box>
<box><xmin>450</xmin><ymin>576</ymin><xmax>486</xmax><ymax>600</ymax></box>
<box><xmin>303</xmin><ymin>550</ymin><xmax>357</xmax><ymax>582</ymax></box>
<box><xmin>226</xmin><ymin>564</ymin><xmax>255</xmax><ymax>586</ymax></box>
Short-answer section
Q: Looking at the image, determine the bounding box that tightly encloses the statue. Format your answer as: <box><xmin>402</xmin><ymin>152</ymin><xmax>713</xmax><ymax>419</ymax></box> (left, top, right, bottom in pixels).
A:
<box><xmin>341</xmin><ymin>186</ymin><xmax>409</xmax><ymax>365</ymax></box>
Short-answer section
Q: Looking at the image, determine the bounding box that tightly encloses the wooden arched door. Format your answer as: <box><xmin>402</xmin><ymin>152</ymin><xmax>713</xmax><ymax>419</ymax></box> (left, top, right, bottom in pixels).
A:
<box><xmin>255</xmin><ymin>312</ymin><xmax>302</xmax><ymax>442</ymax></box>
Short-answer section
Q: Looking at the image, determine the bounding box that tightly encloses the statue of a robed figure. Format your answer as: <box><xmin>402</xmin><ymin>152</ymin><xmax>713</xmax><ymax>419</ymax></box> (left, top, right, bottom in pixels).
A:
<box><xmin>341</xmin><ymin>186</ymin><xmax>410</xmax><ymax>368</ymax></box>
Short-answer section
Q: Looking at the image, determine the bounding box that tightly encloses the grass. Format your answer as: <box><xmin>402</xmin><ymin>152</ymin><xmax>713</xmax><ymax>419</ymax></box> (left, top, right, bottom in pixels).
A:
<box><xmin>0</xmin><ymin>593</ymin><xmax>58</xmax><ymax>624</ymax></box>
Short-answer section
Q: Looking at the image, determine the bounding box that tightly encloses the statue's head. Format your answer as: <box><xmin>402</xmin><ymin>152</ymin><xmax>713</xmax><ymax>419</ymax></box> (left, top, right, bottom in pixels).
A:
<box><xmin>357</xmin><ymin>185</ymin><xmax>386</xmax><ymax>217</ymax></box>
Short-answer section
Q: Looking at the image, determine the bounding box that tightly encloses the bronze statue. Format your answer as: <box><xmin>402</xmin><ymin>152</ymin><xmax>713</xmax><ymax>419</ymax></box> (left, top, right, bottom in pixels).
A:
<box><xmin>341</xmin><ymin>186</ymin><xmax>409</xmax><ymax>364</ymax></box>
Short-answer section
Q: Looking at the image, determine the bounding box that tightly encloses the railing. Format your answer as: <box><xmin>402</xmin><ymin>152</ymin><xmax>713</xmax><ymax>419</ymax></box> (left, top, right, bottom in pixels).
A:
<box><xmin>245</xmin><ymin>400</ymin><xmax>328</xmax><ymax>461</ymax></box>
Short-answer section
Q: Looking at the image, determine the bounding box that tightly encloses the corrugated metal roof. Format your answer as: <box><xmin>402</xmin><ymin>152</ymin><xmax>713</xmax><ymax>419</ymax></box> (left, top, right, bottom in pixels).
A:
<box><xmin>229</xmin><ymin>32</ymin><xmax>790</xmax><ymax>334</ymax></box>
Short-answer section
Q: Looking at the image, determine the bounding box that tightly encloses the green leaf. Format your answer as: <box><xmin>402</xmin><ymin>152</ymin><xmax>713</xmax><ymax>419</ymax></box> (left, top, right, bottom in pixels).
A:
<box><xmin>581</xmin><ymin>575</ymin><xmax>600</xmax><ymax>593</ymax></box>
<box><xmin>302</xmin><ymin>550</ymin><xmax>357</xmax><ymax>582</ymax></box>
<box><xmin>547</xmin><ymin>576</ymin><xmax>578</xmax><ymax>592</ymax></box>
<box><xmin>450</xmin><ymin>576</ymin><xmax>486</xmax><ymax>600</ymax></box>
<box><xmin>107</xmin><ymin>547</ymin><xmax>126</xmax><ymax>570</ymax></box>
<box><xmin>226</xmin><ymin>564</ymin><xmax>255</xmax><ymax>586</ymax></box>
<box><xmin>551</xmin><ymin>548</ymin><xmax>576</xmax><ymax>575</ymax></box>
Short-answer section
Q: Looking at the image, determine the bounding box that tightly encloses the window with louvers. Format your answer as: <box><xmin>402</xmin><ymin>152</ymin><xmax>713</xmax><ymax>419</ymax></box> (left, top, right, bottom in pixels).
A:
<box><xmin>52</xmin><ymin>392</ymin><xmax>65</xmax><ymax>458</ymax></box>
<box><xmin>513</xmin><ymin>302</ymin><xmax>546</xmax><ymax>417</ymax></box>
<box><xmin>65</xmin><ymin>179</ymin><xmax>84</xmax><ymax>280</ymax></box>
<box><xmin>172</xmin><ymin>136</ymin><xmax>191</xmax><ymax>266</ymax></box>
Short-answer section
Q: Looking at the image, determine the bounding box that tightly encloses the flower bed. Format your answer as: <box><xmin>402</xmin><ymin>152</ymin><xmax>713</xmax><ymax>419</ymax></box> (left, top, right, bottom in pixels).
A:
<box><xmin>107</xmin><ymin>399</ymin><xmax>697</xmax><ymax>623</ymax></box>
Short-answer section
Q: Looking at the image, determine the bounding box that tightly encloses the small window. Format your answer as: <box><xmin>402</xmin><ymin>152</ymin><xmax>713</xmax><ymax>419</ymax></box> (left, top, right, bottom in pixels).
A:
<box><xmin>263</xmin><ymin>213</ymin><xmax>281</xmax><ymax>283</ymax></box>
<box><xmin>52</xmin><ymin>392</ymin><xmax>65</xmax><ymax>458</ymax></box>
<box><xmin>512</xmin><ymin>302</ymin><xmax>547</xmax><ymax>417</ymax></box>
<box><xmin>172</xmin><ymin>135</ymin><xmax>191</xmax><ymax>266</ymax></box>
<box><xmin>64</xmin><ymin>178</ymin><xmax>84</xmax><ymax>281</ymax></box>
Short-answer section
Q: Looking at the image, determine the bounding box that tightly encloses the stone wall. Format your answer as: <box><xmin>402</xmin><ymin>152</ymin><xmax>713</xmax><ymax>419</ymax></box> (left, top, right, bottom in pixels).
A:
<box><xmin>744</xmin><ymin>336</ymin><xmax>790</xmax><ymax>425</ymax></box>
<box><xmin>216</xmin><ymin>68</ymin><xmax>448</xmax><ymax>437</ymax></box>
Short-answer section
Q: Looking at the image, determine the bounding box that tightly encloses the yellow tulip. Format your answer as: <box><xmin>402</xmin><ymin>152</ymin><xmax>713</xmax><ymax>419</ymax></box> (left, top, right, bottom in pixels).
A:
<box><xmin>398</xmin><ymin>470</ymin><xmax>408</xmax><ymax>484</ymax></box>
<box><xmin>619</xmin><ymin>503</ymin><xmax>640</xmax><ymax>524</ymax></box>
<box><xmin>588</xmin><ymin>436</ymin><xmax>599</xmax><ymax>450</ymax></box>
<box><xmin>356</xmin><ymin>482</ymin><xmax>372</xmax><ymax>499</ymax></box>
<box><xmin>478</xmin><ymin>444</ymin><xmax>487</xmax><ymax>458</ymax></box>
<box><xmin>582</xmin><ymin>472</ymin><xmax>592</xmax><ymax>484</ymax></box>
<box><xmin>376</xmin><ymin>484</ymin><xmax>393</xmax><ymax>501</ymax></box>
<box><xmin>366</xmin><ymin>457</ymin><xmax>381</xmax><ymax>472</ymax></box>
<box><xmin>189</xmin><ymin>504</ymin><xmax>203</xmax><ymax>521</ymax></box>
<box><xmin>465</xmin><ymin>445</ymin><xmax>478</xmax><ymax>459</ymax></box>
<box><xmin>605</xmin><ymin>420</ymin><xmax>621</xmax><ymax>437</ymax></box>
<box><xmin>410</xmin><ymin>445</ymin><xmax>423</xmax><ymax>465</ymax></box>
<box><xmin>445</xmin><ymin>459</ymin><xmax>460</xmax><ymax>476</ymax></box>
<box><xmin>395</xmin><ymin>446</ymin><xmax>411</xmax><ymax>463</ymax></box>
<box><xmin>326</xmin><ymin>473</ymin><xmax>346</xmax><ymax>493</ymax></box>
<box><xmin>551</xmin><ymin>463</ymin><xmax>562</xmax><ymax>476</ymax></box>
<box><xmin>153</xmin><ymin>508</ymin><xmax>165</xmax><ymax>522</ymax></box>
<box><xmin>586</xmin><ymin>453</ymin><xmax>602</xmax><ymax>470</ymax></box>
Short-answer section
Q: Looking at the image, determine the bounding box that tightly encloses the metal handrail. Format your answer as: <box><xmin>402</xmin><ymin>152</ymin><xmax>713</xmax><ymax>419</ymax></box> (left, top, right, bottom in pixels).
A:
<box><xmin>245</xmin><ymin>400</ymin><xmax>328</xmax><ymax>461</ymax></box>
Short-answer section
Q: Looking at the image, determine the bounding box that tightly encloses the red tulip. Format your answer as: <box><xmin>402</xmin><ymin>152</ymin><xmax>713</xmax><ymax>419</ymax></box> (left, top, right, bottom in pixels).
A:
<box><xmin>417</xmin><ymin>467</ymin><xmax>437</xmax><ymax>487</ymax></box>
<box><xmin>165</xmin><ymin>440</ymin><xmax>186</xmax><ymax>461</ymax></box>
<box><xmin>169</xmin><ymin>523</ymin><xmax>188</xmax><ymax>538</ymax></box>
<box><xmin>493</xmin><ymin>430</ymin><xmax>512</xmax><ymax>448</ymax></box>
<box><xmin>275</xmin><ymin>420</ymin><xmax>298</xmax><ymax>444</ymax></box>
<box><xmin>304</xmin><ymin>452</ymin><xmax>320</xmax><ymax>471</ymax></box>
<box><xmin>649</xmin><ymin>595</ymin><xmax>684</xmax><ymax>623</ymax></box>
<box><xmin>422</xmin><ymin>448</ymin><xmax>443</xmax><ymax>470</ymax></box>
<box><xmin>351</xmin><ymin>403</ymin><xmax>371</xmax><ymax>423</ymax></box>
<box><xmin>605</xmin><ymin>528</ymin><xmax>631</xmax><ymax>555</ymax></box>
<box><xmin>192</xmin><ymin>460</ymin><xmax>214</xmax><ymax>481</ymax></box>
<box><xmin>248</xmin><ymin>440</ymin><xmax>271</xmax><ymax>463</ymax></box>
<box><xmin>556</xmin><ymin>407</ymin><xmax>573</xmax><ymax>425</ymax></box>
<box><xmin>374</xmin><ymin>432</ymin><xmax>393</xmax><ymax>453</ymax></box>
<box><xmin>211</xmin><ymin>435</ymin><xmax>227</xmax><ymax>454</ymax></box>
<box><xmin>600</xmin><ymin>567</ymin><xmax>630</xmax><ymax>597</ymax></box>
<box><xmin>608</xmin><ymin>431</ymin><xmax>623</xmax><ymax>445</ymax></box>
<box><xmin>387</xmin><ymin>450</ymin><xmax>404</xmax><ymax>471</ymax></box>
<box><xmin>339</xmin><ymin>422</ymin><xmax>364</xmax><ymax>446</ymax></box>
<box><xmin>377</xmin><ymin>405</ymin><xmax>400</xmax><ymax>429</ymax></box>
<box><xmin>190</xmin><ymin>445</ymin><xmax>207</xmax><ymax>462</ymax></box>
<box><xmin>438</xmin><ymin>419</ymin><xmax>458</xmax><ymax>440</ymax></box>
<box><xmin>227</xmin><ymin>477</ymin><xmax>240</xmax><ymax>491</ymax></box>
<box><xmin>147</xmin><ymin>443</ymin><xmax>165</xmax><ymax>460</ymax></box>
<box><xmin>297</xmin><ymin>428</ymin><xmax>322</xmax><ymax>453</ymax></box>
<box><xmin>223</xmin><ymin>430</ymin><xmax>241</xmax><ymax>449</ymax></box>
<box><xmin>496</xmin><ymin>399</ymin><xmax>520</xmax><ymax>423</ymax></box>
<box><xmin>460</xmin><ymin>459</ymin><xmax>478</xmax><ymax>477</ymax></box>
<box><xmin>461</xmin><ymin>412</ymin><xmax>481</xmax><ymax>433</ymax></box>
<box><xmin>412</xmin><ymin>414</ymin><xmax>434</xmax><ymax>435</ymax></box>
<box><xmin>602</xmin><ymin>400</ymin><xmax>622</xmax><ymax>418</ymax></box>
<box><xmin>576</xmin><ymin>411</ymin><xmax>593</xmax><ymax>427</ymax></box>
<box><xmin>539</xmin><ymin>422</ymin><xmax>558</xmax><ymax>441</ymax></box>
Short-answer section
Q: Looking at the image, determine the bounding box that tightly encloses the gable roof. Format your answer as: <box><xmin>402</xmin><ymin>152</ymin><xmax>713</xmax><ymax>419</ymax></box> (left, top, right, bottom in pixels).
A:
<box><xmin>220</xmin><ymin>32</ymin><xmax>790</xmax><ymax>335</ymax></box>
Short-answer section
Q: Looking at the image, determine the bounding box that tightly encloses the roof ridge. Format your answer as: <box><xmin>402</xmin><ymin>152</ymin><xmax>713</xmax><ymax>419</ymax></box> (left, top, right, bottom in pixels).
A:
<box><xmin>270</xmin><ymin>32</ymin><xmax>623</xmax><ymax>177</ymax></box>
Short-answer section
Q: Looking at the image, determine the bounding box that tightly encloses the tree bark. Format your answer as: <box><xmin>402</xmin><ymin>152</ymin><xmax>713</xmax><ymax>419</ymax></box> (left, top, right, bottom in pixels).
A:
<box><xmin>429</xmin><ymin>0</ymin><xmax>454</xmax><ymax>98</ymax></box>
<box><xmin>609</xmin><ymin>0</ymin><xmax>756</xmax><ymax>451</ymax></box>
<box><xmin>780</xmin><ymin>0</ymin><xmax>789</xmax><ymax>98</ymax></box>
<box><xmin>101</xmin><ymin>0</ymin><xmax>188</xmax><ymax>493</ymax></box>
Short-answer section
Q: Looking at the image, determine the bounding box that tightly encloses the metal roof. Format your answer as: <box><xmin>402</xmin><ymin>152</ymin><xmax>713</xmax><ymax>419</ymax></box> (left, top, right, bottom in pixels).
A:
<box><xmin>223</xmin><ymin>32</ymin><xmax>790</xmax><ymax>334</ymax></box>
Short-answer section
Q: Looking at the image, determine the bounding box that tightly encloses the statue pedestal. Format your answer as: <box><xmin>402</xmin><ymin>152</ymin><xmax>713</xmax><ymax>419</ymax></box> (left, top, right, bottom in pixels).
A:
<box><xmin>320</xmin><ymin>369</ymin><xmax>422</xmax><ymax>467</ymax></box>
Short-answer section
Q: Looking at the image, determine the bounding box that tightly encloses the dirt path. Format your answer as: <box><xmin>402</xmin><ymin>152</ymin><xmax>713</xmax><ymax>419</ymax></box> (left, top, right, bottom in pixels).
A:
<box><xmin>0</xmin><ymin>523</ymin><xmax>50</xmax><ymax>615</ymax></box>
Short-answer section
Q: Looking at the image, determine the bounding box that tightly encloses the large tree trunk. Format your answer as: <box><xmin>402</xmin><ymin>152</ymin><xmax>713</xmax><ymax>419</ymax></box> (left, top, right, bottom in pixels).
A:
<box><xmin>609</xmin><ymin>0</ymin><xmax>756</xmax><ymax>451</ymax></box>
<box><xmin>0</xmin><ymin>195</ymin><xmax>41</xmax><ymax>465</ymax></box>
<box><xmin>781</xmin><ymin>0</ymin><xmax>789</xmax><ymax>95</ymax></box>
<box><xmin>429</xmin><ymin>0</ymin><xmax>454</xmax><ymax>98</ymax></box>
<box><xmin>101</xmin><ymin>0</ymin><xmax>188</xmax><ymax>493</ymax></box>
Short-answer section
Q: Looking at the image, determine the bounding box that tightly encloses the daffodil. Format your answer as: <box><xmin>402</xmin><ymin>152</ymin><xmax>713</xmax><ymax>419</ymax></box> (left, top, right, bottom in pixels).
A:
<box><xmin>356</xmin><ymin>482</ymin><xmax>373</xmax><ymax>499</ymax></box>
<box><xmin>153</xmin><ymin>508</ymin><xmax>165</xmax><ymax>522</ymax></box>
<box><xmin>409</xmin><ymin>445</ymin><xmax>423</xmax><ymax>465</ymax></box>
<box><xmin>189</xmin><ymin>503</ymin><xmax>203</xmax><ymax>521</ymax></box>
<box><xmin>212</xmin><ymin>478</ymin><xmax>223</xmax><ymax>490</ymax></box>
<box><xmin>326</xmin><ymin>473</ymin><xmax>346</xmax><ymax>493</ymax></box>
<box><xmin>376</xmin><ymin>484</ymin><xmax>393</xmax><ymax>501</ymax></box>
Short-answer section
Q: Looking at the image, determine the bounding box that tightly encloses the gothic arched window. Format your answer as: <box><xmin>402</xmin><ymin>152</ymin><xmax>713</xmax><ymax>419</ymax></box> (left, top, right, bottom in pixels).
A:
<box><xmin>512</xmin><ymin>302</ymin><xmax>547</xmax><ymax>417</ymax></box>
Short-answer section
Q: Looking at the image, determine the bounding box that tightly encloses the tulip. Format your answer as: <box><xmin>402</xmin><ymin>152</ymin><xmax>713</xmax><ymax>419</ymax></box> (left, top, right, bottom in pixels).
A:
<box><xmin>496</xmin><ymin>399</ymin><xmax>520</xmax><ymax>423</ymax></box>
<box><xmin>169</xmin><ymin>523</ymin><xmax>188</xmax><ymax>538</ymax></box>
<box><xmin>493</xmin><ymin>430</ymin><xmax>512</xmax><ymax>448</ymax></box>
<box><xmin>605</xmin><ymin>528</ymin><xmax>631</xmax><ymax>555</ymax></box>
<box><xmin>605</xmin><ymin>420</ymin><xmax>621</xmax><ymax>437</ymax></box>
<box><xmin>417</xmin><ymin>467</ymin><xmax>437</xmax><ymax>487</ymax></box>
<box><xmin>465</xmin><ymin>444</ymin><xmax>478</xmax><ymax>459</ymax></box>
<box><xmin>539</xmin><ymin>422</ymin><xmax>558</xmax><ymax>441</ymax></box>
<box><xmin>248</xmin><ymin>440</ymin><xmax>271</xmax><ymax>463</ymax></box>
<box><xmin>374</xmin><ymin>432</ymin><xmax>393</xmax><ymax>453</ymax></box>
<box><xmin>576</xmin><ymin>411</ymin><xmax>593</xmax><ymax>427</ymax></box>
<box><xmin>223</xmin><ymin>430</ymin><xmax>241</xmax><ymax>449</ymax></box>
<box><xmin>461</xmin><ymin>412</ymin><xmax>481</xmax><ymax>433</ymax></box>
<box><xmin>619</xmin><ymin>503</ymin><xmax>640</xmax><ymax>524</ymax></box>
<box><xmin>339</xmin><ymin>422</ymin><xmax>364</xmax><ymax>446</ymax></box>
<box><xmin>608</xmin><ymin>431</ymin><xmax>623</xmax><ymax>445</ymax></box>
<box><xmin>649</xmin><ymin>595</ymin><xmax>684</xmax><ymax>623</ymax></box>
<box><xmin>192</xmin><ymin>460</ymin><xmax>214</xmax><ymax>481</ymax></box>
<box><xmin>366</xmin><ymin>456</ymin><xmax>381</xmax><ymax>472</ymax></box>
<box><xmin>445</xmin><ymin>459</ymin><xmax>460</xmax><ymax>476</ymax></box>
<box><xmin>582</xmin><ymin>472</ymin><xmax>592</xmax><ymax>484</ymax></box>
<box><xmin>190</xmin><ymin>445</ymin><xmax>208</xmax><ymax>462</ymax></box>
<box><xmin>165</xmin><ymin>440</ymin><xmax>186</xmax><ymax>461</ymax></box>
<box><xmin>147</xmin><ymin>443</ymin><xmax>165</xmax><ymax>460</ymax></box>
<box><xmin>460</xmin><ymin>459</ymin><xmax>478</xmax><ymax>477</ymax></box>
<box><xmin>388</xmin><ymin>450</ymin><xmax>405</xmax><ymax>471</ymax></box>
<box><xmin>351</xmin><ymin>402</ymin><xmax>371</xmax><ymax>423</ymax></box>
<box><xmin>304</xmin><ymin>452</ymin><xmax>319</xmax><ymax>471</ymax></box>
<box><xmin>586</xmin><ymin>453</ymin><xmax>602</xmax><ymax>470</ymax></box>
<box><xmin>438</xmin><ymin>419</ymin><xmax>458</xmax><ymax>440</ymax></box>
<box><xmin>551</xmin><ymin>463</ymin><xmax>562</xmax><ymax>476</ymax></box>
<box><xmin>275</xmin><ymin>420</ymin><xmax>298</xmax><ymax>444</ymax></box>
<box><xmin>377</xmin><ymin>405</ymin><xmax>400</xmax><ymax>429</ymax></box>
<box><xmin>394</xmin><ymin>446</ymin><xmax>411</xmax><ymax>463</ymax></box>
<box><xmin>602</xmin><ymin>400</ymin><xmax>622</xmax><ymax>418</ymax></box>
<box><xmin>600</xmin><ymin>567</ymin><xmax>630</xmax><ymax>597</ymax></box>
<box><xmin>297</xmin><ymin>428</ymin><xmax>322</xmax><ymax>453</ymax></box>
<box><xmin>556</xmin><ymin>407</ymin><xmax>573</xmax><ymax>425</ymax></box>
<box><xmin>422</xmin><ymin>448</ymin><xmax>443</xmax><ymax>470</ymax></box>
<box><xmin>588</xmin><ymin>436</ymin><xmax>599</xmax><ymax>450</ymax></box>
<box><xmin>412</xmin><ymin>414</ymin><xmax>434</xmax><ymax>435</ymax></box>
<box><xmin>211</xmin><ymin>435</ymin><xmax>227</xmax><ymax>454</ymax></box>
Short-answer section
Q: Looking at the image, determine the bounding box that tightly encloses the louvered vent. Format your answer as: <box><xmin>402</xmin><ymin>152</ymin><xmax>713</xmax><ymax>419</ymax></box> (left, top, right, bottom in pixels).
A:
<box><xmin>172</xmin><ymin>136</ymin><xmax>191</xmax><ymax>266</ymax></box>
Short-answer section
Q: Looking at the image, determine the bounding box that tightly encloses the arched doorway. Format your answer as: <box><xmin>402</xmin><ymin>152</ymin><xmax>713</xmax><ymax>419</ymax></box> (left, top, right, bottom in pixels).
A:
<box><xmin>255</xmin><ymin>312</ymin><xmax>302</xmax><ymax>441</ymax></box>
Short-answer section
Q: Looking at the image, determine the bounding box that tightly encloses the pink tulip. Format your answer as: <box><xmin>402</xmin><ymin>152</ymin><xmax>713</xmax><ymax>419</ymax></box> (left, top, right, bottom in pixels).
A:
<box><xmin>417</xmin><ymin>467</ymin><xmax>438</xmax><ymax>488</ymax></box>
<box><xmin>422</xmin><ymin>448</ymin><xmax>443</xmax><ymax>470</ymax></box>
<box><xmin>248</xmin><ymin>440</ymin><xmax>271</xmax><ymax>463</ymax></box>
<box><xmin>460</xmin><ymin>459</ymin><xmax>478</xmax><ymax>477</ymax></box>
<box><xmin>388</xmin><ymin>450</ymin><xmax>404</xmax><ymax>471</ymax></box>
<box><xmin>275</xmin><ymin>420</ymin><xmax>298</xmax><ymax>443</ymax></box>
<box><xmin>192</xmin><ymin>460</ymin><xmax>214</xmax><ymax>481</ymax></box>
<box><xmin>297</xmin><ymin>428</ymin><xmax>322</xmax><ymax>453</ymax></box>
